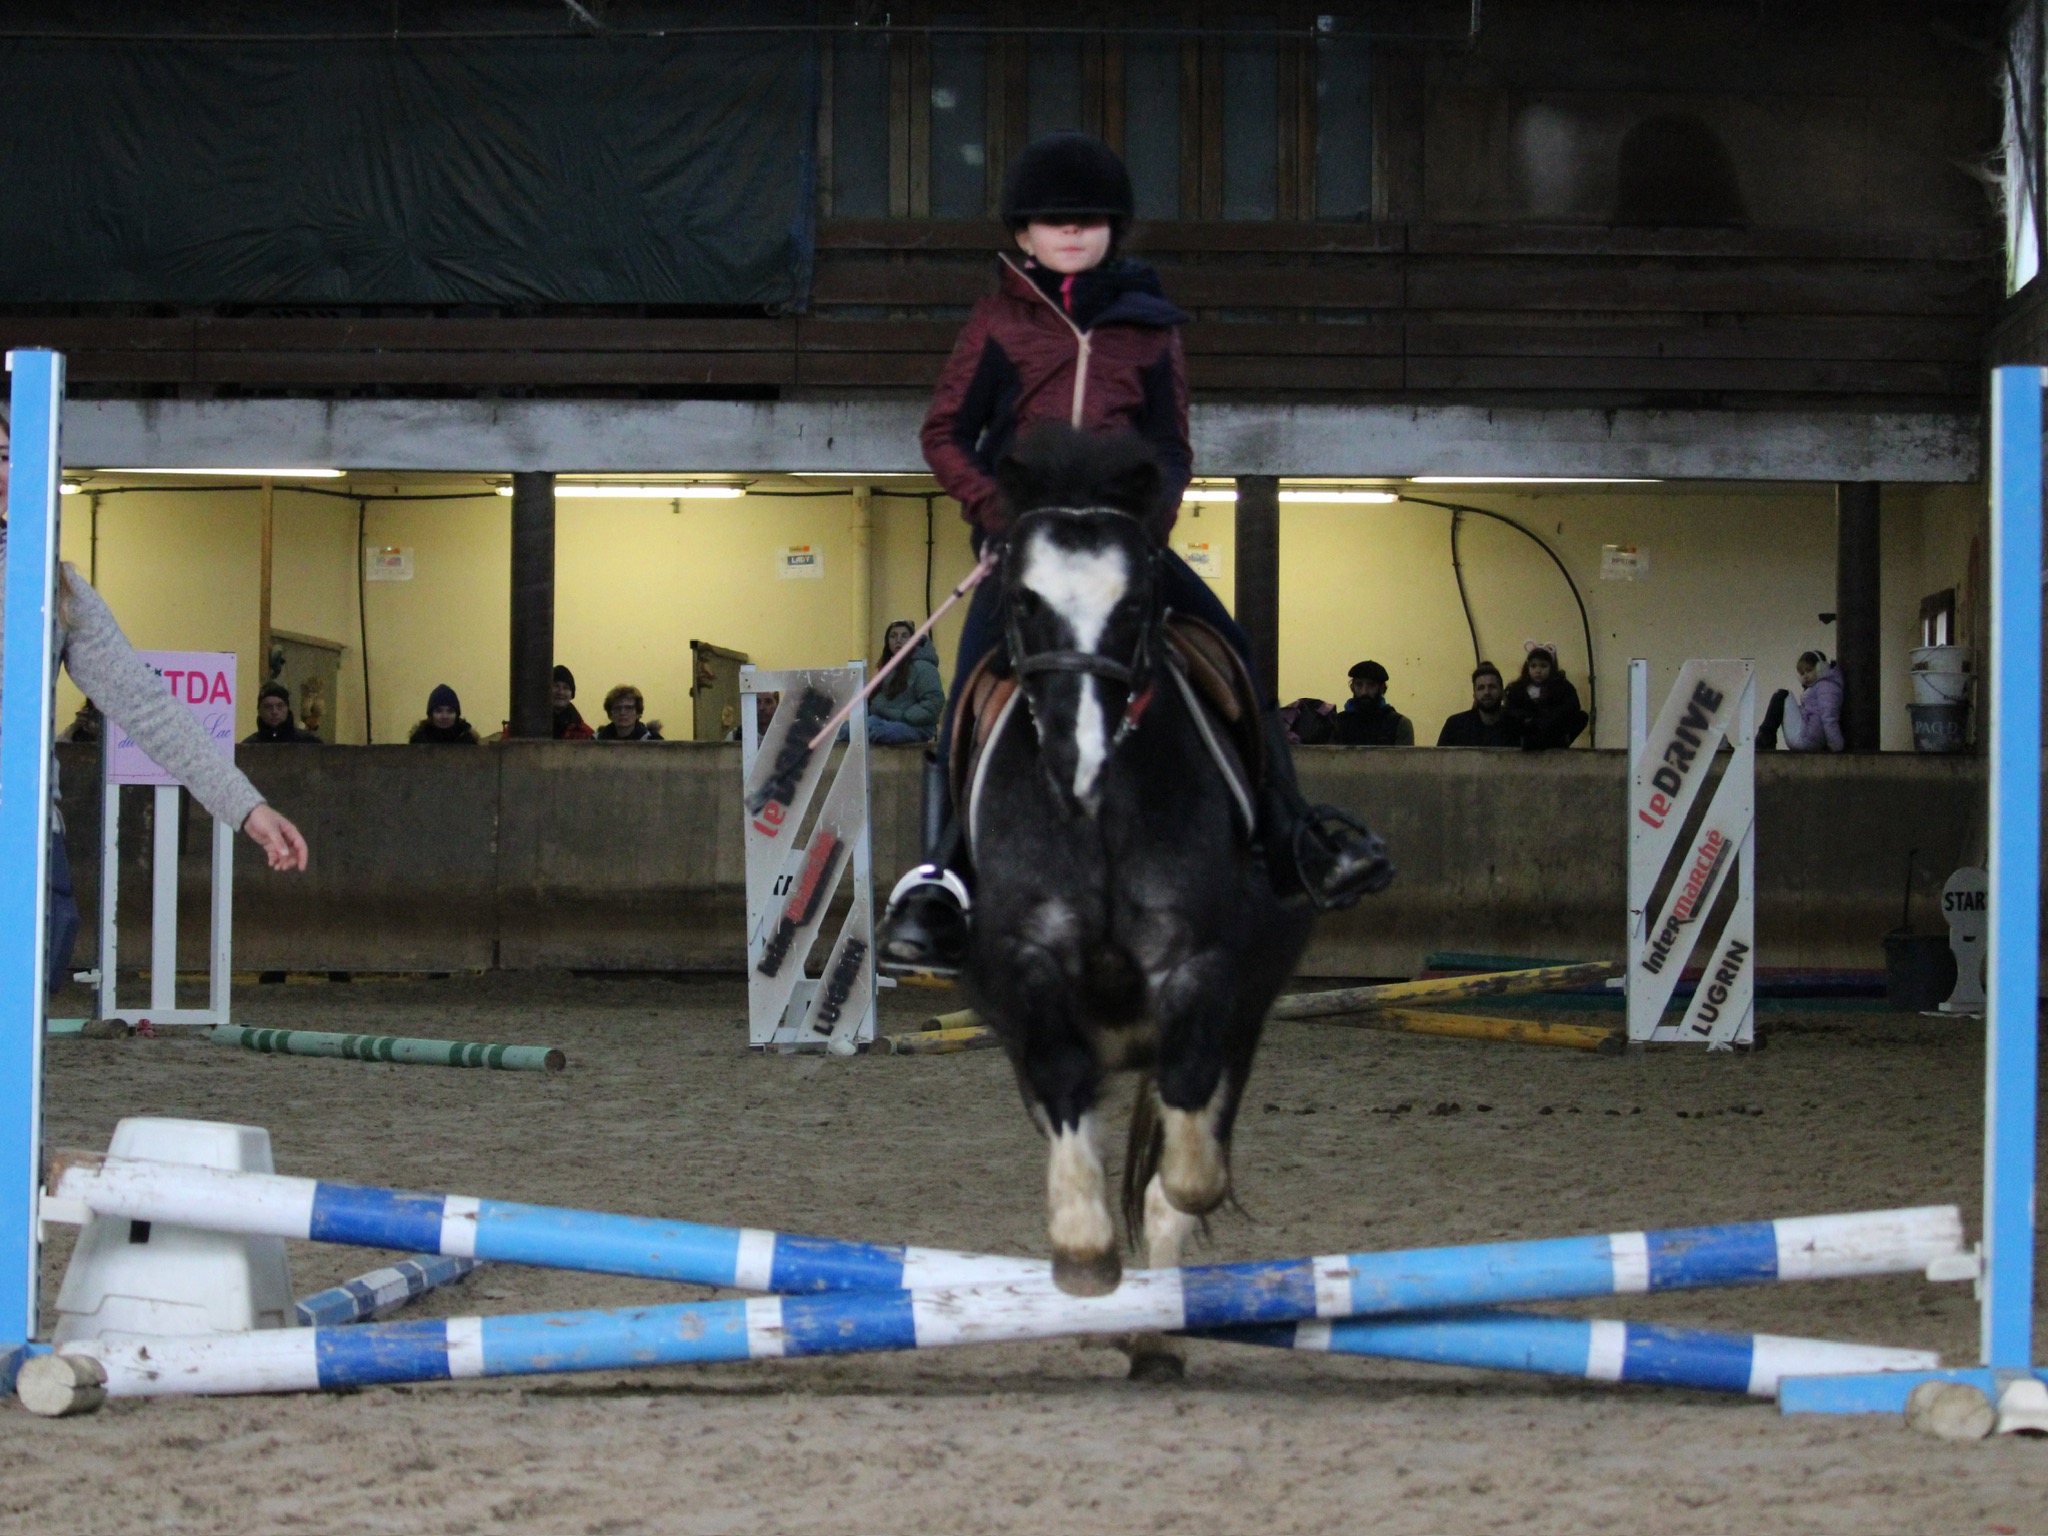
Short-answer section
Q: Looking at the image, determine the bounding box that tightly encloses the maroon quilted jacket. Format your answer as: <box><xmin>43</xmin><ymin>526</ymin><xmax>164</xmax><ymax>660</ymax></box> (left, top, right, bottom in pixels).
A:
<box><xmin>921</xmin><ymin>256</ymin><xmax>1192</xmax><ymax>540</ymax></box>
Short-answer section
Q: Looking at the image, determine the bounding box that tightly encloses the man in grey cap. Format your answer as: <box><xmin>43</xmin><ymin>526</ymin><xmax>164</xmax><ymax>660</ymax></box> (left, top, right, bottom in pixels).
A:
<box><xmin>1333</xmin><ymin>660</ymin><xmax>1414</xmax><ymax>745</ymax></box>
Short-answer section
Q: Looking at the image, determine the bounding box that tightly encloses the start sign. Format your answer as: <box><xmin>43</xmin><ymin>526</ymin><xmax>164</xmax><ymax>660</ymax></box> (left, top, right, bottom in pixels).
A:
<box><xmin>108</xmin><ymin>650</ymin><xmax>237</xmax><ymax>785</ymax></box>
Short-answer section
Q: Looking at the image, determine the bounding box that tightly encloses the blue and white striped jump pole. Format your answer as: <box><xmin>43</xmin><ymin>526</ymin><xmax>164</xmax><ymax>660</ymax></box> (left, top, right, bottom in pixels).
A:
<box><xmin>26</xmin><ymin>1257</ymin><xmax>1949</xmax><ymax>1403</ymax></box>
<box><xmin>1221</xmin><ymin>1314</ymin><xmax>1937</xmax><ymax>1399</ymax></box>
<box><xmin>1</xmin><ymin>350</ymin><xmax>66</xmax><ymax>1386</ymax></box>
<box><xmin>293</xmin><ymin>1255</ymin><xmax>481</xmax><ymax>1328</ymax></box>
<box><xmin>41</xmin><ymin>1151</ymin><xmax>1050</xmax><ymax>1293</ymax></box>
<box><xmin>44</xmin><ymin>1151</ymin><xmax>1965</xmax><ymax>1307</ymax></box>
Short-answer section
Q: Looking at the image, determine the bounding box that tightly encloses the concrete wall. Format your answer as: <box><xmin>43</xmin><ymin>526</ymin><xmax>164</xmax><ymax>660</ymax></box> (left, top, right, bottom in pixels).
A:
<box><xmin>60</xmin><ymin>742</ymin><xmax>1985</xmax><ymax>981</ymax></box>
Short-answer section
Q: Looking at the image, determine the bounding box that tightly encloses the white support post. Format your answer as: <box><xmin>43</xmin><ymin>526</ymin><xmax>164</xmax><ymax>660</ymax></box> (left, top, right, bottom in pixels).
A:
<box><xmin>210</xmin><ymin>818</ymin><xmax>234</xmax><ymax>1024</ymax></box>
<box><xmin>149</xmin><ymin>786</ymin><xmax>180</xmax><ymax>1016</ymax></box>
<box><xmin>96</xmin><ymin>781</ymin><xmax>119</xmax><ymax>1025</ymax></box>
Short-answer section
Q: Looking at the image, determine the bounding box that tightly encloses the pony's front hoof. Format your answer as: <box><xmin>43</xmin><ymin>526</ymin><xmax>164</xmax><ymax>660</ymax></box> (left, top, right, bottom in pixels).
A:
<box><xmin>1052</xmin><ymin>1247</ymin><xmax>1123</xmax><ymax>1296</ymax></box>
<box><xmin>1124</xmin><ymin>1333</ymin><xmax>1186</xmax><ymax>1384</ymax></box>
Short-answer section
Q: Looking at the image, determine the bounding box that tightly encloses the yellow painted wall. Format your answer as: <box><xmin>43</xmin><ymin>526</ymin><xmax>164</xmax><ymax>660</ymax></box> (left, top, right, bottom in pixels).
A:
<box><xmin>271</xmin><ymin>487</ymin><xmax>369</xmax><ymax>744</ymax></box>
<box><xmin>52</xmin><ymin>474</ymin><xmax>1987</xmax><ymax>756</ymax></box>
<box><xmin>56</xmin><ymin>488</ymin><xmax>264</xmax><ymax>738</ymax></box>
<box><xmin>358</xmin><ymin>495</ymin><xmax>512</xmax><ymax>739</ymax></box>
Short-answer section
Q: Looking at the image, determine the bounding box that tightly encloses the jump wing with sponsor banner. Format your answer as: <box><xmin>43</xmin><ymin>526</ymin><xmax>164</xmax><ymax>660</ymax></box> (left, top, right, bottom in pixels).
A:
<box><xmin>1627</xmin><ymin>660</ymin><xmax>1756</xmax><ymax>1049</ymax></box>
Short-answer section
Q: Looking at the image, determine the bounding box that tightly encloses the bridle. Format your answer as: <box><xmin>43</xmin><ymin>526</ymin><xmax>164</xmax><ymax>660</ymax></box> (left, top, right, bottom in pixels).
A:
<box><xmin>1000</xmin><ymin>507</ymin><xmax>1165</xmax><ymax>744</ymax></box>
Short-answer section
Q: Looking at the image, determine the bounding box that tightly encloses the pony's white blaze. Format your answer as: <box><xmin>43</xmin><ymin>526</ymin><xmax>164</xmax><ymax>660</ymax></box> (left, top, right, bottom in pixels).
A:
<box><xmin>1020</xmin><ymin>532</ymin><xmax>1129</xmax><ymax>802</ymax></box>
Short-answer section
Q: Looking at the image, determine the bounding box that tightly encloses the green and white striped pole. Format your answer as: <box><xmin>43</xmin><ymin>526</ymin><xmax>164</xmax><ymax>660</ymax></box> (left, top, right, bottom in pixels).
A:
<box><xmin>209</xmin><ymin>1027</ymin><xmax>564</xmax><ymax>1074</ymax></box>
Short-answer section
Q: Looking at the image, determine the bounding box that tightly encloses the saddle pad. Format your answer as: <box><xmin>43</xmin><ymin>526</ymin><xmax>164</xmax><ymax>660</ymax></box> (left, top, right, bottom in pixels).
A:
<box><xmin>949</xmin><ymin>617</ymin><xmax>1262</xmax><ymax>851</ymax></box>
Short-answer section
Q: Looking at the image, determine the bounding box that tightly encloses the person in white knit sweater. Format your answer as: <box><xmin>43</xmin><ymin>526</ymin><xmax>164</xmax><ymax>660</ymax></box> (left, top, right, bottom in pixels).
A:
<box><xmin>2</xmin><ymin>432</ymin><xmax>308</xmax><ymax>987</ymax></box>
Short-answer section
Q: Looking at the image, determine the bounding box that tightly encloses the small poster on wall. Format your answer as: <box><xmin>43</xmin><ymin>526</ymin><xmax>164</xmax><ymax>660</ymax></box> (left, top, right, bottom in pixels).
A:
<box><xmin>780</xmin><ymin>544</ymin><xmax>824</xmax><ymax>579</ymax></box>
<box><xmin>1600</xmin><ymin>544</ymin><xmax>1648</xmax><ymax>581</ymax></box>
<box><xmin>364</xmin><ymin>545</ymin><xmax>414</xmax><ymax>581</ymax></box>
<box><xmin>1179</xmin><ymin>541</ymin><xmax>1220</xmax><ymax>580</ymax></box>
<box><xmin>109</xmin><ymin>650</ymin><xmax>237</xmax><ymax>785</ymax></box>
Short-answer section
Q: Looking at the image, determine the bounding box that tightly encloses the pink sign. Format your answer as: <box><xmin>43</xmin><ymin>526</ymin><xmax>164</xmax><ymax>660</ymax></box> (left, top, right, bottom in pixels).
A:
<box><xmin>107</xmin><ymin>650</ymin><xmax>238</xmax><ymax>786</ymax></box>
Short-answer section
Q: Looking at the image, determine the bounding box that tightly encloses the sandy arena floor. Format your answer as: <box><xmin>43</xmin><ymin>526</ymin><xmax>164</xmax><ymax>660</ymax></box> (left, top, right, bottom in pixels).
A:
<box><xmin>3</xmin><ymin>972</ymin><xmax>2045</xmax><ymax>1535</ymax></box>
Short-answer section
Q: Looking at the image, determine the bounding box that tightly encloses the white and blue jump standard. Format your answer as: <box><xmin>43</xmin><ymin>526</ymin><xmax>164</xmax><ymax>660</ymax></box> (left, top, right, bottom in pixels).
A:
<box><xmin>0</xmin><ymin>348</ymin><xmax>2034</xmax><ymax>1422</ymax></box>
<box><xmin>1</xmin><ymin>349</ymin><xmax>65</xmax><ymax>1383</ymax></box>
<box><xmin>1776</xmin><ymin>366</ymin><xmax>2048</xmax><ymax>1418</ymax></box>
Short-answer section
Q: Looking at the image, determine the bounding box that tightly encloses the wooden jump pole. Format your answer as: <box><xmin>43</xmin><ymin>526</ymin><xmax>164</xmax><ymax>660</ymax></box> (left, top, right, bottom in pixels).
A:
<box><xmin>1270</xmin><ymin>962</ymin><xmax>1620</xmax><ymax>1021</ymax></box>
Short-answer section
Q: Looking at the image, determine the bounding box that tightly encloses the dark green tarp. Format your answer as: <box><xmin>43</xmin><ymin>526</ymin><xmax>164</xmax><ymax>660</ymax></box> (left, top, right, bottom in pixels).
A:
<box><xmin>0</xmin><ymin>29</ymin><xmax>816</xmax><ymax>307</ymax></box>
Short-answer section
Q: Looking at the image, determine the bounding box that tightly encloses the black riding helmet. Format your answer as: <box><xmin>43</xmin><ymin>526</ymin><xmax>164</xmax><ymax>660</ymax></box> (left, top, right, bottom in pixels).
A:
<box><xmin>1001</xmin><ymin>133</ymin><xmax>1135</xmax><ymax>237</ymax></box>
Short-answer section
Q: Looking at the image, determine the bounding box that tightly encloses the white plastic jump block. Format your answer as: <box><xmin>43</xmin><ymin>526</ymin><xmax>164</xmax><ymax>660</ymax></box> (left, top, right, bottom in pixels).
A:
<box><xmin>48</xmin><ymin>1118</ymin><xmax>292</xmax><ymax>1345</ymax></box>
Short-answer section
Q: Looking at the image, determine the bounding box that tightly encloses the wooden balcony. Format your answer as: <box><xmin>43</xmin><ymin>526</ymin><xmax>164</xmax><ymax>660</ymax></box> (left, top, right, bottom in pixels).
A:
<box><xmin>0</xmin><ymin>221</ymin><xmax>1997</xmax><ymax>411</ymax></box>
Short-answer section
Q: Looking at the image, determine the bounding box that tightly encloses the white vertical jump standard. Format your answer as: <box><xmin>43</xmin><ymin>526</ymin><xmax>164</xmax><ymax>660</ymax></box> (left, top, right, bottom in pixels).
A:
<box><xmin>1625</xmin><ymin>658</ymin><xmax>1757</xmax><ymax>1048</ymax></box>
<box><xmin>1780</xmin><ymin>365</ymin><xmax>2046</xmax><ymax>1415</ymax></box>
<box><xmin>739</xmin><ymin>664</ymin><xmax>877</xmax><ymax>1053</ymax></box>
<box><xmin>96</xmin><ymin>649</ymin><xmax>239</xmax><ymax>1027</ymax></box>
<box><xmin>1</xmin><ymin>349</ymin><xmax>64</xmax><ymax>1373</ymax></box>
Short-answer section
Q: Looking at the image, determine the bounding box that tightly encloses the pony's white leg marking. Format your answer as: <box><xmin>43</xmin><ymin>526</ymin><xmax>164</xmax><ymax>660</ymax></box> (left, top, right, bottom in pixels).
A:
<box><xmin>1046</xmin><ymin>1112</ymin><xmax>1120</xmax><ymax>1295</ymax></box>
<box><xmin>1159</xmin><ymin>1082</ymin><xmax>1231</xmax><ymax>1217</ymax></box>
<box><xmin>1125</xmin><ymin>1171</ymin><xmax>1197</xmax><ymax>1381</ymax></box>
<box><xmin>1018</xmin><ymin>531</ymin><xmax>1129</xmax><ymax>802</ymax></box>
<box><xmin>1144</xmin><ymin>1170</ymin><xmax>1199</xmax><ymax>1270</ymax></box>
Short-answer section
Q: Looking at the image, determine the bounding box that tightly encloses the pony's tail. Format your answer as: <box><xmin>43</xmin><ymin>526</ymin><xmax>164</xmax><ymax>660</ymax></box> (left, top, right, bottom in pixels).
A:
<box><xmin>1120</xmin><ymin>1080</ymin><xmax>1164</xmax><ymax>1251</ymax></box>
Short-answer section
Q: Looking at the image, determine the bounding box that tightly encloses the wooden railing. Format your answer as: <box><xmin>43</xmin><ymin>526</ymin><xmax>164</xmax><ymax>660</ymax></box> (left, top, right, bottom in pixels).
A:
<box><xmin>0</xmin><ymin>221</ymin><xmax>1996</xmax><ymax>409</ymax></box>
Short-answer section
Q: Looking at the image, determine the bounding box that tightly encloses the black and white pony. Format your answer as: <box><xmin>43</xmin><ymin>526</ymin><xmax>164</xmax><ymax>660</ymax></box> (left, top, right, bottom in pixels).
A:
<box><xmin>965</xmin><ymin>428</ymin><xmax>1315</xmax><ymax>1313</ymax></box>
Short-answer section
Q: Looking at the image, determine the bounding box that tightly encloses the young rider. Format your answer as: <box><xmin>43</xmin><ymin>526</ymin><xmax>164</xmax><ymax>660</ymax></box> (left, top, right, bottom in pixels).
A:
<box><xmin>878</xmin><ymin>133</ymin><xmax>1391</xmax><ymax>976</ymax></box>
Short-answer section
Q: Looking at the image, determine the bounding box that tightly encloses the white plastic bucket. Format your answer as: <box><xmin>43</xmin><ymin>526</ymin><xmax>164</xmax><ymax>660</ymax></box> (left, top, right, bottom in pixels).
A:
<box><xmin>1910</xmin><ymin>645</ymin><xmax>1973</xmax><ymax>676</ymax></box>
<box><xmin>1912</xmin><ymin>670</ymin><xmax>1973</xmax><ymax>705</ymax></box>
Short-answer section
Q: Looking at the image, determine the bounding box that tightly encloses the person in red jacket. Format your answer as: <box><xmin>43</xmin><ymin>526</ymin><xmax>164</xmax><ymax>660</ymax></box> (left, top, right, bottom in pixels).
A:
<box><xmin>879</xmin><ymin>137</ymin><xmax>1392</xmax><ymax>976</ymax></box>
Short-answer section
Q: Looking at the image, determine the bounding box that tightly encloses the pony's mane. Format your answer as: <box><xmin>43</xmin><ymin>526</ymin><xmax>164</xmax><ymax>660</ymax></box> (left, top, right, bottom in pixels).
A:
<box><xmin>995</xmin><ymin>423</ymin><xmax>1165</xmax><ymax>525</ymax></box>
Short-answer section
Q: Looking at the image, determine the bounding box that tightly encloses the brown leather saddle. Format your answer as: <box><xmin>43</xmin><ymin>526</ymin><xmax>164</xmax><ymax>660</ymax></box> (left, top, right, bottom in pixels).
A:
<box><xmin>948</xmin><ymin>615</ymin><xmax>1264</xmax><ymax>851</ymax></box>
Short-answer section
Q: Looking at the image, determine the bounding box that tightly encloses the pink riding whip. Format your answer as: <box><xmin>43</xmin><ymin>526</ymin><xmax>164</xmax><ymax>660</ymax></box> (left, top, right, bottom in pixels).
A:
<box><xmin>808</xmin><ymin>549</ymin><xmax>1000</xmax><ymax>750</ymax></box>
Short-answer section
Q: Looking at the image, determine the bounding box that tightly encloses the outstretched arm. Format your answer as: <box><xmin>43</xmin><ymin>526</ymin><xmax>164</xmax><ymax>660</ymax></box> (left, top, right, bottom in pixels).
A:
<box><xmin>58</xmin><ymin>568</ymin><xmax>308</xmax><ymax>870</ymax></box>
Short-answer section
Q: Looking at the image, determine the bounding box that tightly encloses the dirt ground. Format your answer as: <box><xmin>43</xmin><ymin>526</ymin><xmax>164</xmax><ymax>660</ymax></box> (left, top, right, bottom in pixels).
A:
<box><xmin>3</xmin><ymin>972</ymin><xmax>2044</xmax><ymax>1535</ymax></box>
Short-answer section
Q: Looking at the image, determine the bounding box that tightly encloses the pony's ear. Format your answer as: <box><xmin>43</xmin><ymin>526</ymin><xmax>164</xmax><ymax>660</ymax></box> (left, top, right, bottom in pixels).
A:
<box><xmin>994</xmin><ymin>446</ymin><xmax>1043</xmax><ymax>518</ymax></box>
<box><xmin>1106</xmin><ymin>456</ymin><xmax>1164</xmax><ymax>525</ymax></box>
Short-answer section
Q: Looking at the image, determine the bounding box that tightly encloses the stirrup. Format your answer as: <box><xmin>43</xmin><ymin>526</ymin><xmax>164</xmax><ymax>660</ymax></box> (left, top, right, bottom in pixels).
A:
<box><xmin>878</xmin><ymin>864</ymin><xmax>973</xmax><ymax>978</ymax></box>
<box><xmin>1292</xmin><ymin>806</ymin><xmax>1394</xmax><ymax>913</ymax></box>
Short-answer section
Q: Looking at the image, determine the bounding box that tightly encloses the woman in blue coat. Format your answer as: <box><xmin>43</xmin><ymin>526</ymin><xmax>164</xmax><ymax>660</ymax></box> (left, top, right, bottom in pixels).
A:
<box><xmin>867</xmin><ymin>620</ymin><xmax>944</xmax><ymax>746</ymax></box>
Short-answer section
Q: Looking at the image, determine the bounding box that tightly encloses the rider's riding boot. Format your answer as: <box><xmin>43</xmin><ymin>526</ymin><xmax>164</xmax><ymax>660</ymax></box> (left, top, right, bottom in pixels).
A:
<box><xmin>877</xmin><ymin>749</ymin><xmax>973</xmax><ymax>978</ymax></box>
<box><xmin>1258</xmin><ymin>706</ymin><xmax>1395</xmax><ymax>910</ymax></box>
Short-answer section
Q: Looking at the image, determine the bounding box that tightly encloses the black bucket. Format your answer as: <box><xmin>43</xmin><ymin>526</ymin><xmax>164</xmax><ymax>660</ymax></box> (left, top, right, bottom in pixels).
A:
<box><xmin>1907</xmin><ymin>703</ymin><xmax>1969</xmax><ymax>754</ymax></box>
<box><xmin>1883</xmin><ymin>931</ymin><xmax>1956</xmax><ymax>1012</ymax></box>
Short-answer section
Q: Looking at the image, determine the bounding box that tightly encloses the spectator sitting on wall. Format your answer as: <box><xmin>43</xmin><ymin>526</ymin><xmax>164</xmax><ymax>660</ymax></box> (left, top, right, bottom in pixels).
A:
<box><xmin>595</xmin><ymin>683</ymin><xmax>664</xmax><ymax>741</ymax></box>
<box><xmin>1759</xmin><ymin>650</ymin><xmax>1845</xmax><ymax>752</ymax></box>
<box><xmin>1332</xmin><ymin>660</ymin><xmax>1415</xmax><ymax>745</ymax></box>
<box><xmin>243</xmin><ymin>681</ymin><xmax>321</xmax><ymax>744</ymax></box>
<box><xmin>868</xmin><ymin>619</ymin><xmax>945</xmax><ymax>746</ymax></box>
<box><xmin>1437</xmin><ymin>662</ymin><xmax>1520</xmax><ymax>747</ymax></box>
<box><xmin>1503</xmin><ymin>643</ymin><xmax>1589</xmax><ymax>750</ymax></box>
<box><xmin>1281</xmin><ymin>697</ymin><xmax>1337</xmax><ymax>745</ymax></box>
<box><xmin>409</xmin><ymin>683</ymin><xmax>480</xmax><ymax>745</ymax></box>
<box><xmin>58</xmin><ymin>700</ymin><xmax>102</xmax><ymax>744</ymax></box>
<box><xmin>552</xmin><ymin>665</ymin><xmax>594</xmax><ymax>741</ymax></box>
